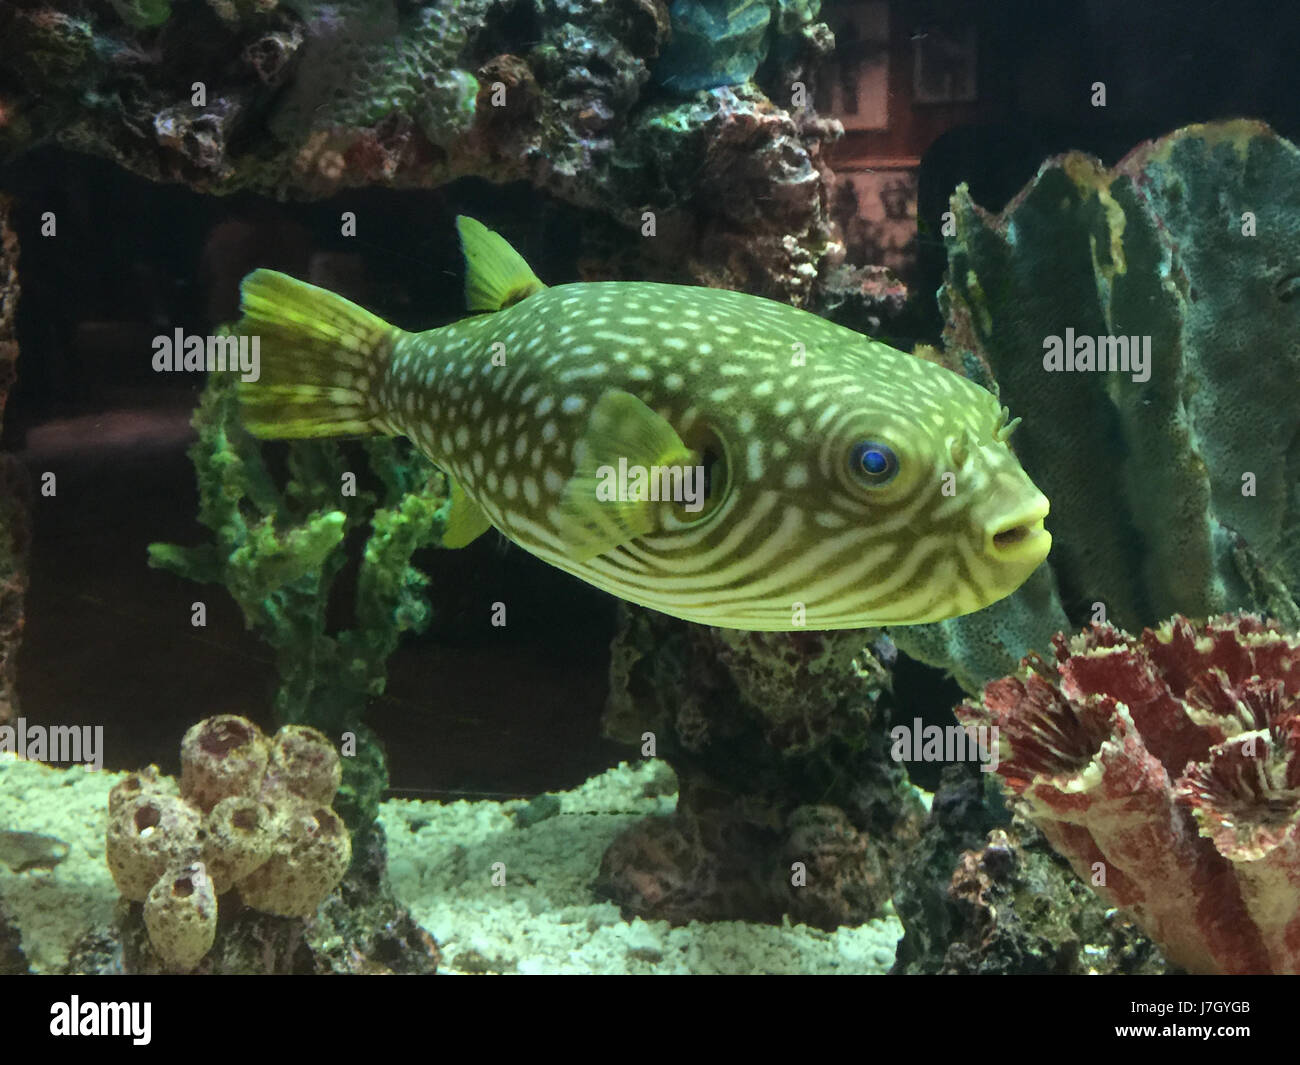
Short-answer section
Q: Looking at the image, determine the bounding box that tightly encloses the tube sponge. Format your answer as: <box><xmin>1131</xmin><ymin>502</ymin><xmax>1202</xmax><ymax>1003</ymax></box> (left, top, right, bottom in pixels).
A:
<box><xmin>143</xmin><ymin>862</ymin><xmax>218</xmax><ymax>973</ymax></box>
<box><xmin>236</xmin><ymin>803</ymin><xmax>352</xmax><ymax>918</ymax></box>
<box><xmin>106</xmin><ymin>715</ymin><xmax>352</xmax><ymax>970</ymax></box>
<box><xmin>105</xmin><ymin>793</ymin><xmax>202</xmax><ymax>903</ymax></box>
<box><xmin>180</xmin><ymin>714</ymin><xmax>270</xmax><ymax>813</ymax></box>
<box><xmin>261</xmin><ymin>725</ymin><xmax>343</xmax><ymax>806</ymax></box>
<box><xmin>202</xmin><ymin>795</ymin><xmax>273</xmax><ymax>893</ymax></box>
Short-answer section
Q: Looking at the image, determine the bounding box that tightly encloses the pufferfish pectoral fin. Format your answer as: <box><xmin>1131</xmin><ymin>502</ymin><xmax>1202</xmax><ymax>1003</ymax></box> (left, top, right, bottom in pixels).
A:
<box><xmin>556</xmin><ymin>390</ymin><xmax>697</xmax><ymax>562</ymax></box>
<box><xmin>456</xmin><ymin>216</ymin><xmax>548</xmax><ymax>312</ymax></box>
<box><xmin>440</xmin><ymin>476</ymin><xmax>494</xmax><ymax>548</ymax></box>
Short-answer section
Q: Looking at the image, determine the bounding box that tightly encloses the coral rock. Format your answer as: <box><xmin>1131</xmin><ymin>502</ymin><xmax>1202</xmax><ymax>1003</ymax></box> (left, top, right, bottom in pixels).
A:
<box><xmin>143</xmin><ymin>863</ymin><xmax>219</xmax><ymax>973</ymax></box>
<box><xmin>236</xmin><ymin>802</ymin><xmax>352</xmax><ymax>918</ymax></box>
<box><xmin>958</xmin><ymin>612</ymin><xmax>1300</xmax><ymax>974</ymax></box>
<box><xmin>105</xmin><ymin>793</ymin><xmax>202</xmax><ymax>903</ymax></box>
<box><xmin>180</xmin><ymin>714</ymin><xmax>269</xmax><ymax>813</ymax></box>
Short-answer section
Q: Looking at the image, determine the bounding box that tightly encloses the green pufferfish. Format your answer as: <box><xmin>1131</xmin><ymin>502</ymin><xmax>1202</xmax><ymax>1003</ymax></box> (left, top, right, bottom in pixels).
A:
<box><xmin>235</xmin><ymin>217</ymin><xmax>1050</xmax><ymax>631</ymax></box>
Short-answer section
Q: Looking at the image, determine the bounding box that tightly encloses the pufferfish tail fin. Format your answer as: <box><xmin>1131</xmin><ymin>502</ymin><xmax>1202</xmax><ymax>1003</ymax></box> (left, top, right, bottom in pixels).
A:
<box><xmin>235</xmin><ymin>269</ymin><xmax>398</xmax><ymax>439</ymax></box>
<box><xmin>457</xmin><ymin>216</ymin><xmax>547</xmax><ymax>312</ymax></box>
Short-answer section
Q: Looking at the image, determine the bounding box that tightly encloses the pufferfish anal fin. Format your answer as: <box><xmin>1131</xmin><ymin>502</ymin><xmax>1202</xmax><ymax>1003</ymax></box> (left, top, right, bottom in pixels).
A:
<box><xmin>557</xmin><ymin>390</ymin><xmax>697</xmax><ymax>562</ymax></box>
<box><xmin>456</xmin><ymin>216</ymin><xmax>548</xmax><ymax>312</ymax></box>
<box><xmin>440</xmin><ymin>475</ymin><xmax>494</xmax><ymax>548</ymax></box>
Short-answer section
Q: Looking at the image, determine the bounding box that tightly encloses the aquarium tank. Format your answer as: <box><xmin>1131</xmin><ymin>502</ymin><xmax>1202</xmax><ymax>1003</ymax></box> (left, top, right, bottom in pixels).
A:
<box><xmin>0</xmin><ymin>0</ymin><xmax>1297</xmax><ymax>1003</ymax></box>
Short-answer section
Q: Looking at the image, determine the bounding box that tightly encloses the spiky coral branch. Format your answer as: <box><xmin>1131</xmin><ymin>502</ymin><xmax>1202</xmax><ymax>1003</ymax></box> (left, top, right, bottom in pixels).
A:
<box><xmin>148</xmin><ymin>372</ymin><xmax>451</xmax><ymax>829</ymax></box>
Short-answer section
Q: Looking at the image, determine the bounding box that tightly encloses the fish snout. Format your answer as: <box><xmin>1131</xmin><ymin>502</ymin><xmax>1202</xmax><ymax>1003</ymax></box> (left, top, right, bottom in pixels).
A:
<box><xmin>983</xmin><ymin>496</ymin><xmax>1051</xmax><ymax>565</ymax></box>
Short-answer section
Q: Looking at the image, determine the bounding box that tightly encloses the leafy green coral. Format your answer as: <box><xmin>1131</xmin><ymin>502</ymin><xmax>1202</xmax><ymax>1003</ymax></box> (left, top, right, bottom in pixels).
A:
<box><xmin>109</xmin><ymin>0</ymin><xmax>174</xmax><ymax>30</ymax></box>
<box><xmin>149</xmin><ymin>372</ymin><xmax>452</xmax><ymax>830</ymax></box>
<box><xmin>893</xmin><ymin>120</ymin><xmax>1300</xmax><ymax>692</ymax></box>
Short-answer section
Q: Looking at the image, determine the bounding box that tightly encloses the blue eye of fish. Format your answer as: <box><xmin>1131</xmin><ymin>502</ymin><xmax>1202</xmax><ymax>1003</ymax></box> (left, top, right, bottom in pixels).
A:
<box><xmin>850</xmin><ymin>441</ymin><xmax>898</xmax><ymax>486</ymax></box>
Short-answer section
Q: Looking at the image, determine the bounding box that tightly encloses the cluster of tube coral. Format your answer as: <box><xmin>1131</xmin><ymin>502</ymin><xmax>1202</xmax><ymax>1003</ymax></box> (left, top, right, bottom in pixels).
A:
<box><xmin>956</xmin><ymin>613</ymin><xmax>1300</xmax><ymax>974</ymax></box>
<box><xmin>106</xmin><ymin>715</ymin><xmax>351</xmax><ymax>971</ymax></box>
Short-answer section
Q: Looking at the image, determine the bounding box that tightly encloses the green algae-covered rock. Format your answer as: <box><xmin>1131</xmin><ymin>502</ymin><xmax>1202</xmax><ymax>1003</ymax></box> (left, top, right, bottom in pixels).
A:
<box><xmin>653</xmin><ymin>0</ymin><xmax>824</xmax><ymax>94</ymax></box>
<box><xmin>654</xmin><ymin>0</ymin><xmax>775</xmax><ymax>93</ymax></box>
<box><xmin>893</xmin><ymin>120</ymin><xmax>1300</xmax><ymax>690</ymax></box>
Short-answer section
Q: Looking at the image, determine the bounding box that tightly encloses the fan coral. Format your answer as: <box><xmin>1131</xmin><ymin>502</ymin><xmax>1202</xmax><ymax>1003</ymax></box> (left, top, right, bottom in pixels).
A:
<box><xmin>956</xmin><ymin>613</ymin><xmax>1300</xmax><ymax>974</ymax></box>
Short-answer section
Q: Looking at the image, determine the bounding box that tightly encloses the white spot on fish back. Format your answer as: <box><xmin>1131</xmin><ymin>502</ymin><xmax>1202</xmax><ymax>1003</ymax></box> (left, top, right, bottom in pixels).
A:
<box><xmin>813</xmin><ymin>404</ymin><xmax>844</xmax><ymax>431</ymax></box>
<box><xmin>543</xmin><ymin>470</ymin><xmax>565</xmax><ymax>494</ymax></box>
<box><xmin>455</xmin><ymin>426</ymin><xmax>469</xmax><ymax>449</ymax></box>
<box><xmin>775</xmin><ymin>398</ymin><xmax>795</xmax><ymax>417</ymax></box>
<box><xmin>523</xmin><ymin>477</ymin><xmax>540</xmax><ymax>506</ymax></box>
<box><xmin>664</xmin><ymin>373</ymin><xmax>684</xmax><ymax>391</ymax></box>
<box><xmin>747</xmin><ymin>440</ymin><xmax>764</xmax><ymax>480</ymax></box>
<box><xmin>542</xmin><ymin>420</ymin><xmax>558</xmax><ymax>443</ymax></box>
<box><xmin>783</xmin><ymin>463</ymin><xmax>809</xmax><ymax>488</ymax></box>
<box><xmin>559</xmin><ymin>363</ymin><xmax>608</xmax><ymax>381</ymax></box>
<box><xmin>737</xmin><ymin>411</ymin><xmax>755</xmax><ymax>434</ymax></box>
<box><xmin>535</xmin><ymin>395</ymin><xmax>554</xmax><ymax>417</ymax></box>
<box><xmin>561</xmin><ymin>396</ymin><xmax>586</xmax><ymax>415</ymax></box>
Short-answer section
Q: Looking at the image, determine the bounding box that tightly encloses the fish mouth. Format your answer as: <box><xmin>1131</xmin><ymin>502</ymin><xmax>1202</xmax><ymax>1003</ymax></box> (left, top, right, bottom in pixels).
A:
<box><xmin>985</xmin><ymin>500</ymin><xmax>1052</xmax><ymax>563</ymax></box>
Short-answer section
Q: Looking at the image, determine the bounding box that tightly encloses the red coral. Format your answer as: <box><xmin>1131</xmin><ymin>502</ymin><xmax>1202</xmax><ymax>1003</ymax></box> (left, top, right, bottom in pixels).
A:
<box><xmin>957</xmin><ymin>613</ymin><xmax>1300</xmax><ymax>974</ymax></box>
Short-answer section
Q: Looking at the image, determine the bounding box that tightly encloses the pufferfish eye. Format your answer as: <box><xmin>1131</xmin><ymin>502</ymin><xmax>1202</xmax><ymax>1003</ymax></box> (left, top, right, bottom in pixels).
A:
<box><xmin>849</xmin><ymin>440</ymin><xmax>899</xmax><ymax>486</ymax></box>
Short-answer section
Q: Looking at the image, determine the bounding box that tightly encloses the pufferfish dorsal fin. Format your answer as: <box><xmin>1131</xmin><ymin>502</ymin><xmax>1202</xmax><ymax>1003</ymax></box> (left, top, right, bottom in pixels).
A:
<box><xmin>440</xmin><ymin>476</ymin><xmax>493</xmax><ymax>548</ymax></box>
<box><xmin>557</xmin><ymin>390</ymin><xmax>697</xmax><ymax>562</ymax></box>
<box><xmin>456</xmin><ymin>216</ymin><xmax>548</xmax><ymax>312</ymax></box>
